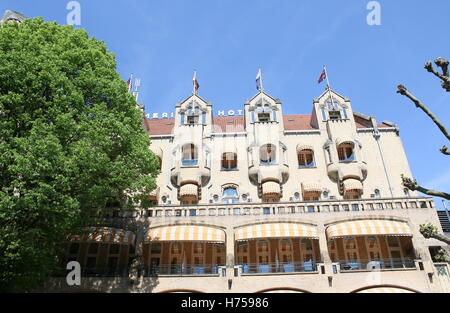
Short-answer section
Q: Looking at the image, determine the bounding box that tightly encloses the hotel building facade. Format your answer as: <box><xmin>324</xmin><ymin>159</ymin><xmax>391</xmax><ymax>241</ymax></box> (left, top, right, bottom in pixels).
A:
<box><xmin>5</xmin><ymin>7</ymin><xmax>448</xmax><ymax>294</ymax></box>
<box><xmin>45</xmin><ymin>86</ymin><xmax>450</xmax><ymax>293</ymax></box>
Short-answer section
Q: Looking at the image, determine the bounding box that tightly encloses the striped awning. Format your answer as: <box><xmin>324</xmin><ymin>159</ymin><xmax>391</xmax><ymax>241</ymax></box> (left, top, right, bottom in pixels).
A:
<box><xmin>180</xmin><ymin>184</ymin><xmax>198</xmax><ymax>197</ymax></box>
<box><xmin>358</xmin><ymin>287</ymin><xmax>414</xmax><ymax>293</ymax></box>
<box><xmin>144</xmin><ymin>225</ymin><xmax>225</xmax><ymax>243</ymax></box>
<box><xmin>262</xmin><ymin>181</ymin><xmax>281</xmax><ymax>195</ymax></box>
<box><xmin>302</xmin><ymin>182</ymin><xmax>322</xmax><ymax>193</ymax></box>
<box><xmin>326</xmin><ymin>220</ymin><xmax>413</xmax><ymax>239</ymax></box>
<box><xmin>296</xmin><ymin>144</ymin><xmax>314</xmax><ymax>152</ymax></box>
<box><xmin>343</xmin><ymin>179</ymin><xmax>363</xmax><ymax>192</ymax></box>
<box><xmin>235</xmin><ymin>223</ymin><xmax>318</xmax><ymax>241</ymax></box>
<box><xmin>68</xmin><ymin>227</ymin><xmax>136</xmax><ymax>245</ymax></box>
<box><xmin>336</xmin><ymin>137</ymin><xmax>354</xmax><ymax>146</ymax></box>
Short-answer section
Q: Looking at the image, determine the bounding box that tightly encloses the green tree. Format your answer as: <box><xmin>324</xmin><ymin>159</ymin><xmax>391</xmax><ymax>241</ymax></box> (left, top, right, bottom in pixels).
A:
<box><xmin>0</xmin><ymin>18</ymin><xmax>159</xmax><ymax>292</ymax></box>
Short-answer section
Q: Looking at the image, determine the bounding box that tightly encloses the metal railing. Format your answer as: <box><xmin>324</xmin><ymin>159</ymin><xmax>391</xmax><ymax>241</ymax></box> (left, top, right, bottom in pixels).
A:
<box><xmin>237</xmin><ymin>261</ymin><xmax>318</xmax><ymax>274</ymax></box>
<box><xmin>144</xmin><ymin>264</ymin><xmax>222</xmax><ymax>276</ymax></box>
<box><xmin>139</xmin><ymin>196</ymin><xmax>434</xmax><ymax>219</ymax></box>
<box><xmin>55</xmin><ymin>266</ymin><xmax>129</xmax><ymax>278</ymax></box>
<box><xmin>337</xmin><ymin>258</ymin><xmax>416</xmax><ymax>271</ymax></box>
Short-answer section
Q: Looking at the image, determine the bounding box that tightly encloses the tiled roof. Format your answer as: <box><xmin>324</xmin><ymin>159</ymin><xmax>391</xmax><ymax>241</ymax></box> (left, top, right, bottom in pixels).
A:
<box><xmin>144</xmin><ymin>119</ymin><xmax>175</xmax><ymax>135</ymax></box>
<box><xmin>144</xmin><ymin>113</ymin><xmax>391</xmax><ymax>135</ymax></box>
<box><xmin>212</xmin><ymin>116</ymin><xmax>245</xmax><ymax>133</ymax></box>
<box><xmin>354</xmin><ymin>115</ymin><xmax>373</xmax><ymax>129</ymax></box>
<box><xmin>283</xmin><ymin>114</ymin><xmax>317</xmax><ymax>130</ymax></box>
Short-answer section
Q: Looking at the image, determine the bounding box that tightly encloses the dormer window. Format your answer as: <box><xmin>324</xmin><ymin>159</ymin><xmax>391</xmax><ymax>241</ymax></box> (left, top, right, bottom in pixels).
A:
<box><xmin>187</xmin><ymin>115</ymin><xmax>199</xmax><ymax>124</ymax></box>
<box><xmin>258</xmin><ymin>113</ymin><xmax>270</xmax><ymax>122</ymax></box>
<box><xmin>329</xmin><ymin>110</ymin><xmax>341</xmax><ymax>120</ymax></box>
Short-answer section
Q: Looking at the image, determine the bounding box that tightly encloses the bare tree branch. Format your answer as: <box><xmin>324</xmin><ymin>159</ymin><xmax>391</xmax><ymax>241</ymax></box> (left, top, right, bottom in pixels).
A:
<box><xmin>402</xmin><ymin>175</ymin><xmax>450</xmax><ymax>200</ymax></box>
<box><xmin>440</xmin><ymin>145</ymin><xmax>450</xmax><ymax>156</ymax></box>
<box><xmin>397</xmin><ymin>85</ymin><xmax>450</xmax><ymax>141</ymax></box>
<box><xmin>424</xmin><ymin>57</ymin><xmax>450</xmax><ymax>91</ymax></box>
<box><xmin>420</xmin><ymin>223</ymin><xmax>450</xmax><ymax>246</ymax></box>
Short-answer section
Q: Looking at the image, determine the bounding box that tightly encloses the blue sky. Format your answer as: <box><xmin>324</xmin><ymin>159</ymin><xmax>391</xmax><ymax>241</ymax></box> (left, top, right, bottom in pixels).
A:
<box><xmin>3</xmin><ymin>1</ymin><xmax>450</xmax><ymax>207</ymax></box>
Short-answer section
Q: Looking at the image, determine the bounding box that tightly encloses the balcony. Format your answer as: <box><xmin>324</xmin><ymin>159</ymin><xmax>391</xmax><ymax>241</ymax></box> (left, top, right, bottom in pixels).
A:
<box><xmin>144</xmin><ymin>264</ymin><xmax>221</xmax><ymax>277</ymax></box>
<box><xmin>141</xmin><ymin>196</ymin><xmax>434</xmax><ymax>219</ymax></box>
<box><xmin>336</xmin><ymin>258</ymin><xmax>416</xmax><ymax>272</ymax></box>
<box><xmin>238</xmin><ymin>261</ymin><xmax>318</xmax><ymax>275</ymax></box>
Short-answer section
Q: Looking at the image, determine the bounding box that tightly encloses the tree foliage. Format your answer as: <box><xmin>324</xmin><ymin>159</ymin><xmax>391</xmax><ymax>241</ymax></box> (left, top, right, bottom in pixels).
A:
<box><xmin>0</xmin><ymin>18</ymin><xmax>159</xmax><ymax>291</ymax></box>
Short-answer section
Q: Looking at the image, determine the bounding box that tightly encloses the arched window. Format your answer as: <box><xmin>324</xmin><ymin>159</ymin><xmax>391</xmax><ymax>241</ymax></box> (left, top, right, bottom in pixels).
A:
<box><xmin>222</xmin><ymin>186</ymin><xmax>239</xmax><ymax>204</ymax></box>
<box><xmin>255</xmin><ymin>103</ymin><xmax>272</xmax><ymax>122</ymax></box>
<box><xmin>221</xmin><ymin>152</ymin><xmax>238</xmax><ymax>170</ymax></box>
<box><xmin>260</xmin><ymin>144</ymin><xmax>276</xmax><ymax>164</ymax></box>
<box><xmin>298</xmin><ymin>149</ymin><xmax>315</xmax><ymax>167</ymax></box>
<box><xmin>186</xmin><ymin>106</ymin><xmax>201</xmax><ymax>124</ymax></box>
<box><xmin>337</xmin><ymin>142</ymin><xmax>355</xmax><ymax>162</ymax></box>
<box><xmin>181</xmin><ymin>144</ymin><xmax>198</xmax><ymax>166</ymax></box>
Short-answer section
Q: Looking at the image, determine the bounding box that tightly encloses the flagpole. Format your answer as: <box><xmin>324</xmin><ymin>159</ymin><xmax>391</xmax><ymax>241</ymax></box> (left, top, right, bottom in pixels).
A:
<box><xmin>193</xmin><ymin>70</ymin><xmax>197</xmax><ymax>95</ymax></box>
<box><xmin>260</xmin><ymin>68</ymin><xmax>264</xmax><ymax>92</ymax></box>
<box><xmin>324</xmin><ymin>65</ymin><xmax>335</xmax><ymax>109</ymax></box>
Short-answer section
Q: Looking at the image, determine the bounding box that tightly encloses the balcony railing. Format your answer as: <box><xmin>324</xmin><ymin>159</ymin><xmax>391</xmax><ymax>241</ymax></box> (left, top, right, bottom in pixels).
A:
<box><xmin>55</xmin><ymin>266</ymin><xmax>129</xmax><ymax>278</ymax></box>
<box><xmin>137</xmin><ymin>196</ymin><xmax>434</xmax><ymax>219</ymax></box>
<box><xmin>337</xmin><ymin>258</ymin><xmax>416</xmax><ymax>272</ymax></box>
<box><xmin>144</xmin><ymin>264</ymin><xmax>222</xmax><ymax>276</ymax></box>
<box><xmin>238</xmin><ymin>261</ymin><xmax>318</xmax><ymax>274</ymax></box>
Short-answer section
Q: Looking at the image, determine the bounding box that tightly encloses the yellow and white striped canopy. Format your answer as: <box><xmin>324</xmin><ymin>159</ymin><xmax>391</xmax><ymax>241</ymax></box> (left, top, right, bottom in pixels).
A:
<box><xmin>262</xmin><ymin>181</ymin><xmax>281</xmax><ymax>195</ymax></box>
<box><xmin>358</xmin><ymin>287</ymin><xmax>414</xmax><ymax>293</ymax></box>
<box><xmin>180</xmin><ymin>184</ymin><xmax>198</xmax><ymax>196</ymax></box>
<box><xmin>144</xmin><ymin>225</ymin><xmax>225</xmax><ymax>243</ymax></box>
<box><xmin>68</xmin><ymin>227</ymin><xmax>135</xmax><ymax>245</ymax></box>
<box><xmin>326</xmin><ymin>220</ymin><xmax>413</xmax><ymax>239</ymax></box>
<box><xmin>302</xmin><ymin>182</ymin><xmax>322</xmax><ymax>193</ymax></box>
<box><xmin>235</xmin><ymin>223</ymin><xmax>318</xmax><ymax>241</ymax></box>
<box><xmin>343</xmin><ymin>179</ymin><xmax>363</xmax><ymax>192</ymax></box>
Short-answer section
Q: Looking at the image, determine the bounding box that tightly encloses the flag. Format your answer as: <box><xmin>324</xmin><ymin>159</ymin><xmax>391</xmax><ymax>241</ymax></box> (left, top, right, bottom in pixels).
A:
<box><xmin>318</xmin><ymin>69</ymin><xmax>326</xmax><ymax>84</ymax></box>
<box><xmin>193</xmin><ymin>71</ymin><xmax>199</xmax><ymax>93</ymax></box>
<box><xmin>126</xmin><ymin>74</ymin><xmax>133</xmax><ymax>92</ymax></box>
<box><xmin>256</xmin><ymin>69</ymin><xmax>262</xmax><ymax>91</ymax></box>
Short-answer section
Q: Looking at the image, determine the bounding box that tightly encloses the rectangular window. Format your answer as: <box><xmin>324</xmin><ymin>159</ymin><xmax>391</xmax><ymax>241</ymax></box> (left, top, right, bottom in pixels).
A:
<box><xmin>333</xmin><ymin>205</ymin><xmax>339</xmax><ymax>212</ymax></box>
<box><xmin>263</xmin><ymin>207</ymin><xmax>271</xmax><ymax>215</ymax></box>
<box><xmin>258</xmin><ymin>113</ymin><xmax>270</xmax><ymax>122</ymax></box>
<box><xmin>352</xmin><ymin>204</ymin><xmax>359</xmax><ymax>211</ymax></box>
<box><xmin>307</xmin><ymin>206</ymin><xmax>315</xmax><ymax>213</ymax></box>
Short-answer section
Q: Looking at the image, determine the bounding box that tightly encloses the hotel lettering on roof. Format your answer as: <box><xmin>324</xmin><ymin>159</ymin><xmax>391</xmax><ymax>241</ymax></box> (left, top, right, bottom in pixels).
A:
<box><xmin>48</xmin><ymin>84</ymin><xmax>450</xmax><ymax>294</ymax></box>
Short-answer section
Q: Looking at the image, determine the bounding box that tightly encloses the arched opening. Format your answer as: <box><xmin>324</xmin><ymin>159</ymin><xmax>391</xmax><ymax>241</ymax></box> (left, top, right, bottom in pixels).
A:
<box><xmin>222</xmin><ymin>186</ymin><xmax>239</xmax><ymax>204</ymax></box>
<box><xmin>297</xmin><ymin>149</ymin><xmax>315</xmax><ymax>168</ymax></box>
<box><xmin>260</xmin><ymin>144</ymin><xmax>276</xmax><ymax>165</ymax></box>
<box><xmin>337</xmin><ymin>142</ymin><xmax>355</xmax><ymax>162</ymax></box>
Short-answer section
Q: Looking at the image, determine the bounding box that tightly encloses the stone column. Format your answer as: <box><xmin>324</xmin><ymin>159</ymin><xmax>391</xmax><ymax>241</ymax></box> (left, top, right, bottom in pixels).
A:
<box><xmin>317</xmin><ymin>224</ymin><xmax>333</xmax><ymax>274</ymax></box>
<box><xmin>225</xmin><ymin>226</ymin><xmax>235</xmax><ymax>279</ymax></box>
